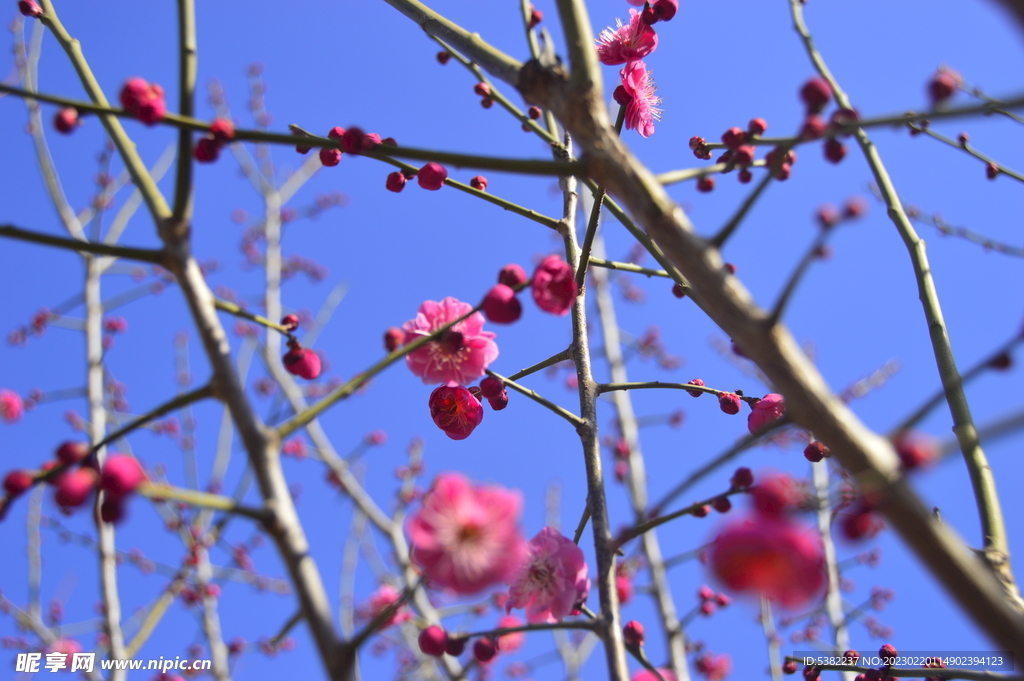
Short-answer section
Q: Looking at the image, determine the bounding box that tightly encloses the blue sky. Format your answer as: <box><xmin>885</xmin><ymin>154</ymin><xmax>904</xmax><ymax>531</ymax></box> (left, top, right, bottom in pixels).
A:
<box><xmin>2</xmin><ymin>0</ymin><xmax>1024</xmax><ymax>679</ymax></box>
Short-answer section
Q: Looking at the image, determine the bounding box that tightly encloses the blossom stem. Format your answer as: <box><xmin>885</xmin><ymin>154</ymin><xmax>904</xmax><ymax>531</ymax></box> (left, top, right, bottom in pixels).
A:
<box><xmin>269</xmin><ymin>610</ymin><xmax>304</xmax><ymax>647</ymax></box>
<box><xmin>278</xmin><ymin>305</ymin><xmax>482</xmax><ymax>439</ymax></box>
<box><xmin>889</xmin><ymin>335</ymin><xmax>1022</xmax><ymax>437</ymax></box>
<box><xmin>136</xmin><ymin>482</ymin><xmax>269</xmax><ymax>521</ymax></box>
<box><xmin>587</xmin><ymin>183</ymin><xmax>691</xmax><ymax>296</ymax></box>
<box><xmin>451</xmin><ymin>620</ymin><xmax>598</xmax><ymax>642</ymax></box>
<box><xmin>657</xmin><ymin>159</ymin><xmax>768</xmax><ymax>186</ymax></box>
<box><xmin>610</xmin><ymin>490</ymin><xmax>740</xmax><ymax>552</ymax></box>
<box><xmin>93</xmin><ymin>383</ymin><xmax>214</xmax><ymax>452</ymax></box>
<box><xmin>0</xmin><ymin>223</ymin><xmax>165</xmax><ymax>263</ymax></box>
<box><xmin>588</xmin><ymin>258</ymin><xmax>670</xmax><ymax>279</ymax></box>
<box><xmin>767</xmin><ymin>226</ymin><xmax>835</xmax><ymax>325</ymax></box>
<box><xmin>791</xmin><ymin>0</ymin><xmax>1019</xmax><ymax>604</ymax></box>
<box><xmin>575</xmin><ymin>106</ymin><xmax>626</xmax><ymax>288</ymax></box>
<box><xmin>212</xmin><ymin>298</ymin><xmax>294</xmax><ymax>335</ymax></box>
<box><xmin>32</xmin><ymin>4</ymin><xmax>171</xmax><ymax>222</ymax></box>
<box><xmin>908</xmin><ymin>123</ymin><xmax>1024</xmax><ymax>184</ymax></box>
<box><xmin>598</xmin><ymin>381</ymin><xmax>760</xmax><ymax>405</ymax></box>
<box><xmin>508</xmin><ymin>348</ymin><xmax>573</xmax><ymax>381</ymax></box>
<box><xmin>172</xmin><ymin>0</ymin><xmax>197</xmax><ymax>221</ymax></box>
<box><xmin>485</xmin><ymin>370</ymin><xmax>586</xmax><ymax>428</ymax></box>
<box><xmin>649</xmin><ymin>423</ymin><xmax>789</xmax><ymax>517</ymax></box>
<box><xmin>711</xmin><ymin>141</ymin><xmax>795</xmax><ymax>248</ymax></box>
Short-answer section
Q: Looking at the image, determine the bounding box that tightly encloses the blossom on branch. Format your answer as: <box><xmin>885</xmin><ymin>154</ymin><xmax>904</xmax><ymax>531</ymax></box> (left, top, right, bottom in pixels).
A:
<box><xmin>506</xmin><ymin>527</ymin><xmax>590</xmax><ymax>623</ymax></box>
<box><xmin>0</xmin><ymin>390</ymin><xmax>23</xmax><ymax>423</ymax></box>
<box><xmin>531</xmin><ymin>255</ymin><xmax>578</xmax><ymax>316</ymax></box>
<box><xmin>428</xmin><ymin>385</ymin><xmax>484</xmax><ymax>440</ymax></box>
<box><xmin>596</xmin><ymin>10</ymin><xmax>658</xmax><ymax>66</ymax></box>
<box><xmin>357</xmin><ymin>585</ymin><xmax>412</xmax><ymax>629</ymax></box>
<box><xmin>619</xmin><ymin>61</ymin><xmax>662</xmax><ymax>138</ymax></box>
<box><xmin>407</xmin><ymin>473</ymin><xmax>527</xmax><ymax>594</ymax></box>
<box><xmin>402</xmin><ymin>298</ymin><xmax>498</xmax><ymax>386</ymax></box>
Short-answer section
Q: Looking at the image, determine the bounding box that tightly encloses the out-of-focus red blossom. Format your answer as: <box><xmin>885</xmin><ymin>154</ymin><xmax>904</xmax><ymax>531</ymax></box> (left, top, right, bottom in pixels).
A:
<box><xmin>4</xmin><ymin>470</ymin><xmax>33</xmax><ymax>498</ymax></box>
<box><xmin>473</xmin><ymin>637</ymin><xmax>497</xmax><ymax>663</ymax></box>
<box><xmin>402</xmin><ymin>297</ymin><xmax>498</xmax><ymax>386</ymax></box>
<box><xmin>54</xmin><ymin>108</ymin><xmax>79</xmax><ymax>134</ymax></box>
<box><xmin>445</xmin><ymin>636</ymin><xmax>467</xmax><ymax>656</ymax></box>
<box><xmin>804</xmin><ymin>441</ymin><xmax>829</xmax><ymax>462</ymax></box>
<box><xmin>747</xmin><ymin>393</ymin><xmax>785</xmax><ymax>433</ymax></box>
<box><xmin>209</xmin><ymin>118</ymin><xmax>235</xmax><ymax>142</ymax></box>
<box><xmin>385</xmin><ymin>171</ymin><xmax>406</xmax><ymax>192</ymax></box>
<box><xmin>619</xmin><ymin>60</ymin><xmax>661</xmax><ymax>138</ymax></box>
<box><xmin>695</xmin><ymin>653</ymin><xmax>732</xmax><ymax>681</ymax></box>
<box><xmin>417</xmin><ymin>162</ymin><xmax>448</xmax><ymax>190</ymax></box>
<box><xmin>428</xmin><ymin>385</ymin><xmax>484</xmax><ymax>441</ymax></box>
<box><xmin>928</xmin><ymin>67</ymin><xmax>962</xmax><ymax>105</ymax></box>
<box><xmin>18</xmin><ymin>0</ymin><xmax>43</xmax><ymax>17</ymax></box>
<box><xmin>893</xmin><ymin>432</ymin><xmax>938</xmax><ymax>471</ymax></box>
<box><xmin>800</xmin><ymin>77</ymin><xmax>832</xmax><ymax>114</ymax></box>
<box><xmin>482</xmin><ymin>284</ymin><xmax>522</xmax><ymax>324</ymax></box>
<box><xmin>495</xmin><ymin>615</ymin><xmax>525</xmax><ymax>652</ymax></box>
<box><xmin>282</xmin><ymin>344</ymin><xmax>322</xmax><ymax>380</ymax></box>
<box><xmin>616</xmin><ymin>572</ymin><xmax>633</xmax><ymax>604</ymax></box>
<box><xmin>358</xmin><ymin>585</ymin><xmax>412</xmax><ymax>629</ymax></box>
<box><xmin>498</xmin><ymin>264</ymin><xmax>528</xmax><ymax>288</ymax></box>
<box><xmin>383</xmin><ymin>326</ymin><xmax>405</xmax><ymax>352</ymax></box>
<box><xmin>280</xmin><ymin>314</ymin><xmax>299</xmax><ymax>332</ymax></box>
<box><xmin>685</xmin><ymin>378</ymin><xmax>706</xmax><ymax>397</ymax></box>
<box><xmin>531</xmin><ymin>255</ymin><xmax>578</xmax><ymax>316</ymax></box>
<box><xmin>0</xmin><ymin>390</ymin><xmax>24</xmax><ymax>423</ymax></box>
<box><xmin>119</xmin><ymin>78</ymin><xmax>166</xmax><ymax>125</ymax></box>
<box><xmin>418</xmin><ymin>625</ymin><xmax>447</xmax><ymax>657</ymax></box>
<box><xmin>506</xmin><ymin>527</ymin><xmax>589</xmax><ymax>623</ymax></box>
<box><xmin>632</xmin><ymin>669</ymin><xmax>678</xmax><ymax>681</ymax></box>
<box><xmin>44</xmin><ymin>638</ymin><xmax>82</xmax><ymax>665</ymax></box>
<box><xmin>406</xmin><ymin>473</ymin><xmax>527</xmax><ymax>594</ymax></box>
<box><xmin>100</xmin><ymin>455</ymin><xmax>144</xmax><ymax>498</ymax></box>
<box><xmin>596</xmin><ymin>10</ymin><xmax>658</xmax><ymax>66</ymax></box>
<box><xmin>751</xmin><ymin>473</ymin><xmax>800</xmax><ymax>518</ymax></box>
<box><xmin>57</xmin><ymin>442</ymin><xmax>89</xmax><ymax>465</ymax></box>
<box><xmin>841</xmin><ymin>498</ymin><xmax>885</xmax><ymax>541</ymax></box>
<box><xmin>320</xmin><ymin>148</ymin><xmax>342</xmax><ymax>167</ymax></box>
<box><xmin>709</xmin><ymin>515</ymin><xmax>825</xmax><ymax>608</ymax></box>
<box><xmin>718</xmin><ymin>393</ymin><xmax>741</xmax><ymax>415</ymax></box>
<box><xmin>470</xmin><ymin>175</ymin><xmax>488</xmax><ymax>191</ymax></box>
<box><xmin>623</xmin><ymin>620</ymin><xmax>645</xmax><ymax>647</ymax></box>
<box><xmin>194</xmin><ymin>137</ymin><xmax>220</xmax><ymax>163</ymax></box>
<box><xmin>653</xmin><ymin>0</ymin><xmax>678</xmax><ymax>20</ymax></box>
<box><xmin>56</xmin><ymin>468</ymin><xmax>98</xmax><ymax>509</ymax></box>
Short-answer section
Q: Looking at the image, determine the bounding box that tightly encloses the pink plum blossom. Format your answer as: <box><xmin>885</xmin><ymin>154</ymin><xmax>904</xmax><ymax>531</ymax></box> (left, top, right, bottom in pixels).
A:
<box><xmin>633</xmin><ymin>670</ymin><xmax>678</xmax><ymax>681</ymax></box>
<box><xmin>747</xmin><ymin>393</ymin><xmax>785</xmax><ymax>434</ymax></box>
<box><xmin>597</xmin><ymin>10</ymin><xmax>658</xmax><ymax>65</ymax></box>
<box><xmin>619</xmin><ymin>61</ymin><xmax>662</xmax><ymax>138</ymax></box>
<box><xmin>506</xmin><ymin>527</ymin><xmax>590</xmax><ymax>623</ymax></box>
<box><xmin>428</xmin><ymin>385</ymin><xmax>484</xmax><ymax>440</ymax></box>
<box><xmin>708</xmin><ymin>515</ymin><xmax>825</xmax><ymax>608</ymax></box>
<box><xmin>407</xmin><ymin>473</ymin><xmax>527</xmax><ymax>594</ymax></box>
<box><xmin>0</xmin><ymin>390</ymin><xmax>23</xmax><ymax>423</ymax></box>
<box><xmin>531</xmin><ymin>255</ymin><xmax>578</xmax><ymax>316</ymax></box>
<box><xmin>402</xmin><ymin>298</ymin><xmax>498</xmax><ymax>386</ymax></box>
<box><xmin>357</xmin><ymin>585</ymin><xmax>412</xmax><ymax>629</ymax></box>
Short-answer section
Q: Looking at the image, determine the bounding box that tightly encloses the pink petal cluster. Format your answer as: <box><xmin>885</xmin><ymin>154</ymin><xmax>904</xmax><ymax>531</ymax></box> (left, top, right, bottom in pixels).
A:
<box><xmin>506</xmin><ymin>527</ymin><xmax>590</xmax><ymax>623</ymax></box>
<box><xmin>747</xmin><ymin>393</ymin><xmax>785</xmax><ymax>434</ymax></box>
<box><xmin>0</xmin><ymin>389</ymin><xmax>23</xmax><ymax>423</ymax></box>
<box><xmin>531</xmin><ymin>255</ymin><xmax>578</xmax><ymax>316</ymax></box>
<box><xmin>428</xmin><ymin>385</ymin><xmax>484</xmax><ymax>440</ymax></box>
<box><xmin>402</xmin><ymin>298</ymin><xmax>498</xmax><ymax>386</ymax></box>
<box><xmin>695</xmin><ymin>653</ymin><xmax>733</xmax><ymax>681</ymax></box>
<box><xmin>407</xmin><ymin>473</ymin><xmax>527</xmax><ymax>595</ymax></box>
<box><xmin>620</xmin><ymin>61</ymin><xmax>662</xmax><ymax>138</ymax></box>
<box><xmin>633</xmin><ymin>670</ymin><xmax>678</xmax><ymax>681</ymax></box>
<box><xmin>708</xmin><ymin>515</ymin><xmax>825</xmax><ymax>608</ymax></box>
<box><xmin>119</xmin><ymin>78</ymin><xmax>166</xmax><ymax>126</ymax></box>
<box><xmin>597</xmin><ymin>10</ymin><xmax>658</xmax><ymax>66</ymax></box>
<box><xmin>357</xmin><ymin>585</ymin><xmax>412</xmax><ymax>629</ymax></box>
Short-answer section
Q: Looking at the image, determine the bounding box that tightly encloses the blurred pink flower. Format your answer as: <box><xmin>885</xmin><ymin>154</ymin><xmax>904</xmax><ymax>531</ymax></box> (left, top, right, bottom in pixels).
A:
<box><xmin>748</xmin><ymin>393</ymin><xmax>785</xmax><ymax>434</ymax></box>
<box><xmin>597</xmin><ymin>10</ymin><xmax>658</xmax><ymax>65</ymax></box>
<box><xmin>407</xmin><ymin>473</ymin><xmax>527</xmax><ymax>594</ymax></box>
<box><xmin>619</xmin><ymin>61</ymin><xmax>662</xmax><ymax>138</ymax></box>
<box><xmin>506</xmin><ymin>527</ymin><xmax>590</xmax><ymax>623</ymax></box>
<box><xmin>403</xmin><ymin>298</ymin><xmax>498</xmax><ymax>386</ymax></box>
<box><xmin>0</xmin><ymin>390</ymin><xmax>23</xmax><ymax>423</ymax></box>
<box><xmin>357</xmin><ymin>585</ymin><xmax>412</xmax><ymax>629</ymax></box>
<box><xmin>531</xmin><ymin>255</ymin><xmax>578</xmax><ymax>316</ymax></box>
<box><xmin>696</xmin><ymin>653</ymin><xmax>732</xmax><ymax>681</ymax></box>
<box><xmin>708</xmin><ymin>515</ymin><xmax>825</xmax><ymax>608</ymax></box>
<box><xmin>495</xmin><ymin>615</ymin><xmax>525</xmax><ymax>652</ymax></box>
<box><xmin>633</xmin><ymin>670</ymin><xmax>678</xmax><ymax>681</ymax></box>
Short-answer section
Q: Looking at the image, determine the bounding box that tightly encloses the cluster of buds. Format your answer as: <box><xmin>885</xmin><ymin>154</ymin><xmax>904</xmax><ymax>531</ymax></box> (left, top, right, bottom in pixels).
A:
<box><xmin>194</xmin><ymin>119</ymin><xmax>237</xmax><ymax>163</ymax></box>
<box><xmin>387</xmin><ymin>161</ymin><xmax>447</xmax><ymax>193</ymax></box>
<box><xmin>317</xmin><ymin>126</ymin><xmax>384</xmax><ymax>167</ymax></box>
